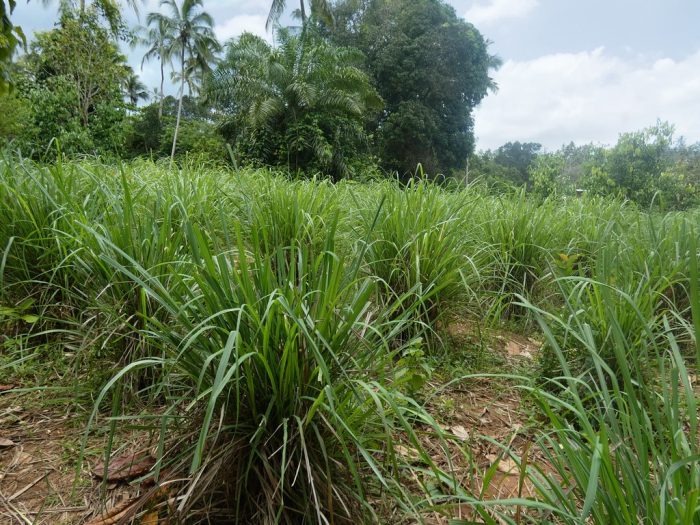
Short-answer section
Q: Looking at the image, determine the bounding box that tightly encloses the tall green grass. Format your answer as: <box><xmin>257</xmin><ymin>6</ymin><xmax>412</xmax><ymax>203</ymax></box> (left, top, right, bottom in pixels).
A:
<box><xmin>2</xmin><ymin>155</ymin><xmax>698</xmax><ymax>524</ymax></box>
<box><xmin>358</xmin><ymin>179</ymin><xmax>471</xmax><ymax>343</ymax></box>
<box><xmin>512</xmin><ymin>261</ymin><xmax>700</xmax><ymax>524</ymax></box>
<box><xmin>86</xmin><ymin>214</ymin><xmax>461</xmax><ymax>523</ymax></box>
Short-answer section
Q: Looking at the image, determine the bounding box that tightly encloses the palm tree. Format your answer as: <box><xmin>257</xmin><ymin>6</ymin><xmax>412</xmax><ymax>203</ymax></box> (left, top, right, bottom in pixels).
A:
<box><xmin>140</xmin><ymin>17</ymin><xmax>172</xmax><ymax>120</ymax></box>
<box><xmin>148</xmin><ymin>0</ymin><xmax>220</xmax><ymax>161</ymax></box>
<box><xmin>54</xmin><ymin>0</ymin><xmax>139</xmax><ymax>35</ymax></box>
<box><xmin>266</xmin><ymin>0</ymin><xmax>333</xmax><ymax>30</ymax></box>
<box><xmin>209</xmin><ymin>29</ymin><xmax>381</xmax><ymax>179</ymax></box>
<box><xmin>124</xmin><ymin>71</ymin><xmax>149</xmax><ymax>105</ymax></box>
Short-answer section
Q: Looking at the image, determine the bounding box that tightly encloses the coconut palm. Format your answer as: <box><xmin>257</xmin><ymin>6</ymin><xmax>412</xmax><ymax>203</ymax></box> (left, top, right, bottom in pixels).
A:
<box><xmin>209</xmin><ymin>28</ymin><xmax>381</xmax><ymax>179</ymax></box>
<box><xmin>54</xmin><ymin>0</ymin><xmax>139</xmax><ymax>35</ymax></box>
<box><xmin>124</xmin><ymin>71</ymin><xmax>149</xmax><ymax>105</ymax></box>
<box><xmin>266</xmin><ymin>0</ymin><xmax>333</xmax><ymax>29</ymax></box>
<box><xmin>139</xmin><ymin>17</ymin><xmax>172</xmax><ymax>119</ymax></box>
<box><xmin>170</xmin><ymin>35</ymin><xmax>219</xmax><ymax>96</ymax></box>
<box><xmin>147</xmin><ymin>0</ymin><xmax>220</xmax><ymax>161</ymax></box>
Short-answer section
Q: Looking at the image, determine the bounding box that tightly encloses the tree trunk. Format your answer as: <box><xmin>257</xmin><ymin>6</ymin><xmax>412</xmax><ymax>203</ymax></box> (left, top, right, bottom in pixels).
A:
<box><xmin>170</xmin><ymin>48</ymin><xmax>186</xmax><ymax>162</ymax></box>
<box><xmin>158</xmin><ymin>54</ymin><xmax>165</xmax><ymax>121</ymax></box>
<box><xmin>299</xmin><ymin>0</ymin><xmax>306</xmax><ymax>23</ymax></box>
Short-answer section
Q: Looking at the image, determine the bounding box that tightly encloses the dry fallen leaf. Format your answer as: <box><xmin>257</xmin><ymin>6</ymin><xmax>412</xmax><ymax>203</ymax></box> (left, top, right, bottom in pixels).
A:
<box><xmin>394</xmin><ymin>445</ymin><xmax>421</xmax><ymax>462</ymax></box>
<box><xmin>506</xmin><ymin>341</ymin><xmax>522</xmax><ymax>356</ymax></box>
<box><xmin>487</xmin><ymin>454</ymin><xmax>519</xmax><ymax>475</ymax></box>
<box><xmin>506</xmin><ymin>339</ymin><xmax>537</xmax><ymax>359</ymax></box>
<box><xmin>0</xmin><ymin>437</ymin><xmax>15</xmax><ymax>447</ymax></box>
<box><xmin>450</xmin><ymin>425</ymin><xmax>470</xmax><ymax>441</ymax></box>
<box><xmin>93</xmin><ymin>452</ymin><xmax>156</xmax><ymax>482</ymax></box>
<box><xmin>478</xmin><ymin>407</ymin><xmax>491</xmax><ymax>425</ymax></box>
<box><xmin>0</xmin><ymin>385</ymin><xmax>15</xmax><ymax>392</ymax></box>
<box><xmin>84</xmin><ymin>496</ymin><xmax>140</xmax><ymax>525</ymax></box>
<box><xmin>141</xmin><ymin>511</ymin><xmax>159</xmax><ymax>525</ymax></box>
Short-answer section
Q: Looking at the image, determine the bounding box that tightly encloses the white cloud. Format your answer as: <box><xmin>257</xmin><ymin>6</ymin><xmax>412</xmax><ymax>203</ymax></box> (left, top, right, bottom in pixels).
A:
<box><xmin>215</xmin><ymin>13</ymin><xmax>270</xmax><ymax>43</ymax></box>
<box><xmin>473</xmin><ymin>48</ymin><xmax>700</xmax><ymax>150</ymax></box>
<box><xmin>464</xmin><ymin>0</ymin><xmax>539</xmax><ymax>26</ymax></box>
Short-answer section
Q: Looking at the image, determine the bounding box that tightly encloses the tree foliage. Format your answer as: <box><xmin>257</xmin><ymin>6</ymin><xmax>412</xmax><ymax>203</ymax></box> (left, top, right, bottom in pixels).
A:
<box><xmin>138</xmin><ymin>16</ymin><xmax>172</xmax><ymax>119</ymax></box>
<box><xmin>125</xmin><ymin>95</ymin><xmax>226</xmax><ymax>160</ymax></box>
<box><xmin>124</xmin><ymin>70</ymin><xmax>149</xmax><ymax>105</ymax></box>
<box><xmin>332</xmin><ymin>0</ymin><xmax>500</xmax><ymax>177</ymax></box>
<box><xmin>209</xmin><ymin>29</ymin><xmax>382</xmax><ymax>179</ymax></box>
<box><xmin>0</xmin><ymin>0</ymin><xmax>25</xmax><ymax>92</ymax></box>
<box><xmin>3</xmin><ymin>10</ymin><xmax>130</xmax><ymax>156</ymax></box>
<box><xmin>26</xmin><ymin>11</ymin><xmax>129</xmax><ymax>127</ymax></box>
<box><xmin>147</xmin><ymin>0</ymin><xmax>220</xmax><ymax>160</ymax></box>
<box><xmin>266</xmin><ymin>0</ymin><xmax>333</xmax><ymax>29</ymax></box>
<box><xmin>470</xmin><ymin>122</ymin><xmax>700</xmax><ymax>210</ymax></box>
<box><xmin>530</xmin><ymin>152</ymin><xmax>566</xmax><ymax>197</ymax></box>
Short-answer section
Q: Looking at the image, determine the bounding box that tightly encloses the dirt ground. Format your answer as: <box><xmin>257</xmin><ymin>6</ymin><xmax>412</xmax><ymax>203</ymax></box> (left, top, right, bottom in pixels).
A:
<box><xmin>0</xmin><ymin>328</ymin><xmax>547</xmax><ymax>525</ymax></box>
<box><xmin>0</xmin><ymin>391</ymin><xmax>159</xmax><ymax>525</ymax></box>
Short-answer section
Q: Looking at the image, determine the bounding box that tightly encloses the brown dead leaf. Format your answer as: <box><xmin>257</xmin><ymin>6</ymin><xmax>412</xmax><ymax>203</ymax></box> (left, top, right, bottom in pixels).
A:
<box><xmin>487</xmin><ymin>454</ymin><xmax>519</xmax><ymax>475</ymax></box>
<box><xmin>93</xmin><ymin>452</ymin><xmax>156</xmax><ymax>482</ymax></box>
<box><xmin>478</xmin><ymin>407</ymin><xmax>490</xmax><ymax>425</ymax></box>
<box><xmin>0</xmin><ymin>385</ymin><xmax>15</xmax><ymax>392</ymax></box>
<box><xmin>450</xmin><ymin>425</ymin><xmax>470</xmax><ymax>441</ymax></box>
<box><xmin>86</xmin><ymin>486</ymin><xmax>172</xmax><ymax>525</ymax></box>
<box><xmin>0</xmin><ymin>437</ymin><xmax>15</xmax><ymax>447</ymax></box>
<box><xmin>506</xmin><ymin>340</ymin><xmax>535</xmax><ymax>359</ymax></box>
<box><xmin>141</xmin><ymin>511</ymin><xmax>159</xmax><ymax>525</ymax></box>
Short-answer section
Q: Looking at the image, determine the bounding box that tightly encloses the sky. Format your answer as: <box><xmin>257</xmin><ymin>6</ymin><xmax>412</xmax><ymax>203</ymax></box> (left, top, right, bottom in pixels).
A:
<box><xmin>12</xmin><ymin>0</ymin><xmax>700</xmax><ymax>150</ymax></box>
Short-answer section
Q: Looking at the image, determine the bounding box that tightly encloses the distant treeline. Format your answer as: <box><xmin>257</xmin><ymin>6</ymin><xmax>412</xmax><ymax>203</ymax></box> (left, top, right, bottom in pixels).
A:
<box><xmin>469</xmin><ymin>121</ymin><xmax>700</xmax><ymax>210</ymax></box>
<box><xmin>0</xmin><ymin>0</ymin><xmax>499</xmax><ymax>181</ymax></box>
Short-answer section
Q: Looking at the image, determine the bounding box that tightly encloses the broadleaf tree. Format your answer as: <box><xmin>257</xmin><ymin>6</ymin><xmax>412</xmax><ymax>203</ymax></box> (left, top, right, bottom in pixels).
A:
<box><xmin>332</xmin><ymin>0</ymin><xmax>500</xmax><ymax>178</ymax></box>
<box><xmin>12</xmin><ymin>10</ymin><xmax>130</xmax><ymax>155</ymax></box>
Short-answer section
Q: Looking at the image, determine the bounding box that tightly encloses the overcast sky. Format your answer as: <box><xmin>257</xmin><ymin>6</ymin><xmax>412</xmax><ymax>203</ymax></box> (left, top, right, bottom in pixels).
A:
<box><xmin>12</xmin><ymin>0</ymin><xmax>700</xmax><ymax>150</ymax></box>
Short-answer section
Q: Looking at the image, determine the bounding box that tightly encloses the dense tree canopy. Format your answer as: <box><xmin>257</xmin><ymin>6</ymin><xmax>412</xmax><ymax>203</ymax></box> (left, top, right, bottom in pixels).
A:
<box><xmin>2</xmin><ymin>0</ymin><xmax>699</xmax><ymax>212</ymax></box>
<box><xmin>469</xmin><ymin>122</ymin><xmax>700</xmax><ymax>210</ymax></box>
<box><xmin>209</xmin><ymin>29</ymin><xmax>381</xmax><ymax>179</ymax></box>
<box><xmin>26</xmin><ymin>11</ymin><xmax>129</xmax><ymax>127</ymax></box>
<box><xmin>332</xmin><ymin>0</ymin><xmax>500</xmax><ymax>177</ymax></box>
<box><xmin>4</xmin><ymin>11</ymin><xmax>130</xmax><ymax>155</ymax></box>
<box><xmin>125</xmin><ymin>94</ymin><xmax>226</xmax><ymax>160</ymax></box>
